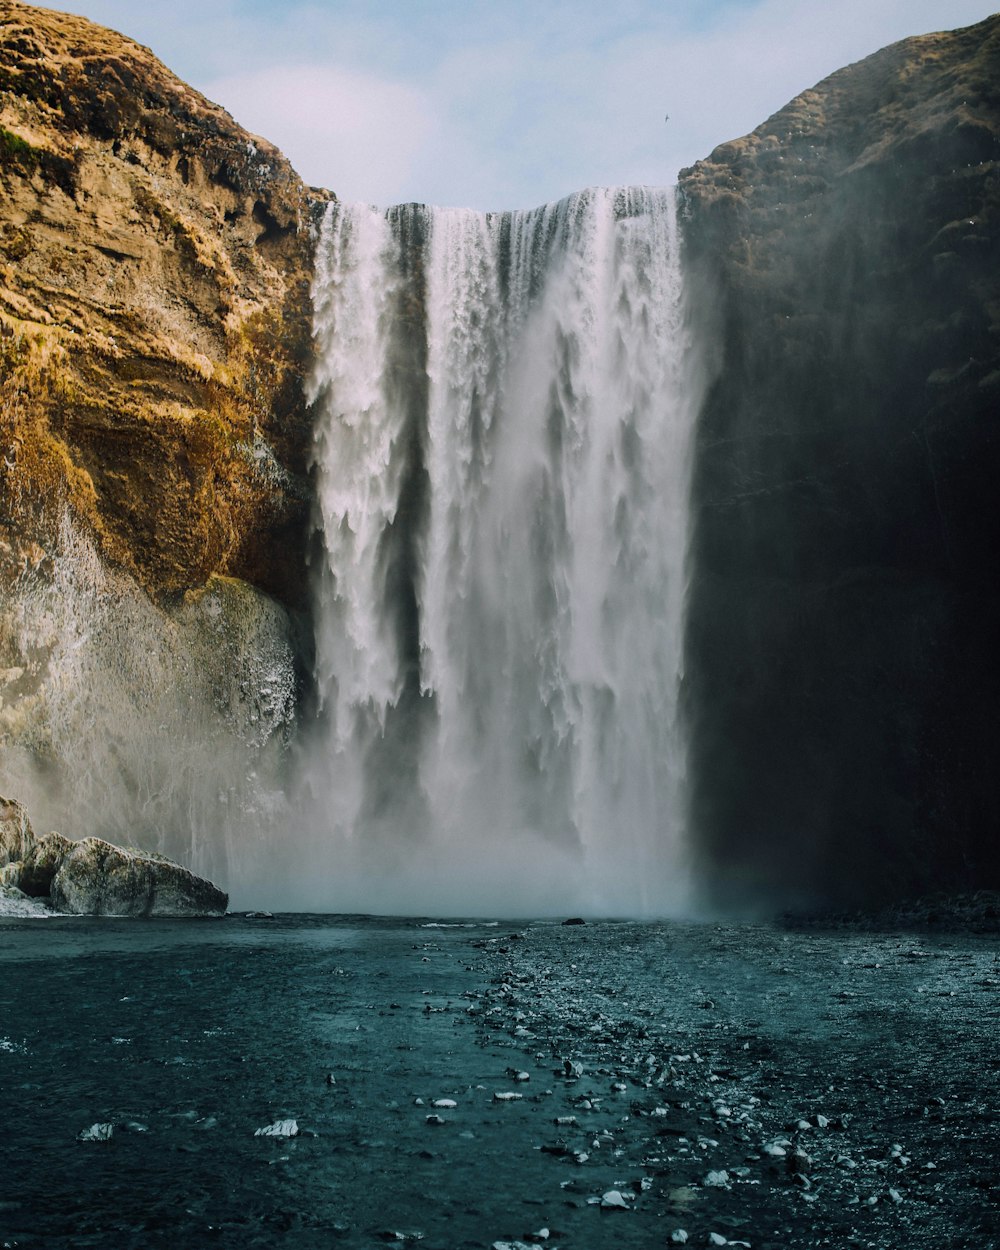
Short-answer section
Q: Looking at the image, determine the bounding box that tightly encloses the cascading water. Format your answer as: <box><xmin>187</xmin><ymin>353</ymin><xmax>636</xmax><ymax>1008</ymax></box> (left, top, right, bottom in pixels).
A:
<box><xmin>301</xmin><ymin>187</ymin><xmax>699</xmax><ymax>917</ymax></box>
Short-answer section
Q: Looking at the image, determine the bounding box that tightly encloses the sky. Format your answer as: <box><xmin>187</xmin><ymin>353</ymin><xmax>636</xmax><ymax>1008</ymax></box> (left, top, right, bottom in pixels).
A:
<box><xmin>58</xmin><ymin>0</ymin><xmax>998</xmax><ymax>210</ymax></box>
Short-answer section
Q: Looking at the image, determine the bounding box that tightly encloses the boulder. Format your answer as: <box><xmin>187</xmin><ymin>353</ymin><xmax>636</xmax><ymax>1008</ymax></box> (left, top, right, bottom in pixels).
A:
<box><xmin>18</xmin><ymin>832</ymin><xmax>74</xmax><ymax>897</ymax></box>
<box><xmin>0</xmin><ymin>795</ymin><xmax>34</xmax><ymax>866</ymax></box>
<box><xmin>50</xmin><ymin>838</ymin><xmax>228</xmax><ymax>918</ymax></box>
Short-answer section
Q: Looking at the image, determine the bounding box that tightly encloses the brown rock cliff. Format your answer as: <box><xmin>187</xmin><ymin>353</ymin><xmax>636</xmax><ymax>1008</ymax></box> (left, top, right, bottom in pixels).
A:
<box><xmin>0</xmin><ymin>0</ymin><xmax>322</xmax><ymax>605</ymax></box>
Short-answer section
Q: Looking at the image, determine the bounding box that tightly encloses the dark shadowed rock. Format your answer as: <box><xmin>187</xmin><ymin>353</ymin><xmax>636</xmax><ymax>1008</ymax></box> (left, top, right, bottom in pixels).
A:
<box><xmin>50</xmin><ymin>837</ymin><xmax>228</xmax><ymax>917</ymax></box>
<box><xmin>679</xmin><ymin>15</ymin><xmax>1000</xmax><ymax>909</ymax></box>
<box><xmin>17</xmin><ymin>831</ymin><xmax>73</xmax><ymax>897</ymax></box>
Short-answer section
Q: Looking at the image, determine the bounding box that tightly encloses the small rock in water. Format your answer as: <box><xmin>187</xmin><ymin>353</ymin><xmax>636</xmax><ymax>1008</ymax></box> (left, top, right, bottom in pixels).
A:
<box><xmin>254</xmin><ymin>1119</ymin><xmax>299</xmax><ymax>1138</ymax></box>
<box><xmin>493</xmin><ymin>1091</ymin><xmax>523</xmax><ymax>1102</ymax></box>
<box><xmin>600</xmin><ymin>1190</ymin><xmax>630</xmax><ymax>1210</ymax></box>
<box><xmin>562</xmin><ymin>917</ymin><xmax>586</xmax><ymax>926</ymax></box>
<box><xmin>78</xmin><ymin>1122</ymin><xmax>115</xmax><ymax>1142</ymax></box>
<box><xmin>707</xmin><ymin>1235</ymin><xmax>728</xmax><ymax>1247</ymax></box>
<box><xmin>325</xmin><ymin>1073</ymin><xmax>337</xmax><ymax>1086</ymax></box>
<box><xmin>563</xmin><ymin>1059</ymin><xmax>583</xmax><ymax>1078</ymax></box>
<box><xmin>670</xmin><ymin>1232</ymin><xmax>689</xmax><ymax>1245</ymax></box>
<box><xmin>432</xmin><ymin>1099</ymin><xmax>457</xmax><ymax>1108</ymax></box>
<box><xmin>704</xmin><ymin>1170</ymin><xmax>730</xmax><ymax>1188</ymax></box>
<box><xmin>425</xmin><ymin>1114</ymin><xmax>446</xmax><ymax>1126</ymax></box>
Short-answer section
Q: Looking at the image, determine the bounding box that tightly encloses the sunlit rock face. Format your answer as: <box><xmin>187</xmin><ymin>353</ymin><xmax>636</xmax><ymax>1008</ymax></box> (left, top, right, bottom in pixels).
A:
<box><xmin>679</xmin><ymin>15</ymin><xmax>1000</xmax><ymax>909</ymax></box>
<box><xmin>0</xmin><ymin>0</ymin><xmax>316</xmax><ymax>604</ymax></box>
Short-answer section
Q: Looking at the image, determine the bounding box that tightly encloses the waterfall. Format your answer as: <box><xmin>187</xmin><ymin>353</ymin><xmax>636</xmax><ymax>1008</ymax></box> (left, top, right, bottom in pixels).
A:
<box><xmin>301</xmin><ymin>187</ymin><xmax>698</xmax><ymax>917</ymax></box>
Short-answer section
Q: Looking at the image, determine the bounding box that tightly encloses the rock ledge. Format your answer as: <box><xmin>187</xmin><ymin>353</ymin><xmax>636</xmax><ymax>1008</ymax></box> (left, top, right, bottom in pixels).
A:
<box><xmin>0</xmin><ymin>795</ymin><xmax>227</xmax><ymax>917</ymax></box>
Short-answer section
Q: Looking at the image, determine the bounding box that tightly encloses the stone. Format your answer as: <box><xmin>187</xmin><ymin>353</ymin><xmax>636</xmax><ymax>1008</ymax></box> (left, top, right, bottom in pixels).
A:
<box><xmin>50</xmin><ymin>837</ymin><xmax>227</xmax><ymax>917</ymax></box>
<box><xmin>254</xmin><ymin>1119</ymin><xmax>298</xmax><ymax>1138</ymax></box>
<box><xmin>0</xmin><ymin>796</ymin><xmax>33</xmax><ymax>867</ymax></box>
<box><xmin>599</xmin><ymin>1190</ymin><xmax>629</xmax><ymax>1210</ymax></box>
<box><xmin>704</xmin><ymin>1170</ymin><xmax>730</xmax><ymax>1187</ymax></box>
<box><xmin>670</xmin><ymin>1232</ymin><xmax>689</xmax><ymax>1245</ymax></box>
<box><xmin>17</xmin><ymin>832</ymin><xmax>73</xmax><ymax>897</ymax></box>
<box><xmin>78</xmin><ymin>1123</ymin><xmax>115</xmax><ymax>1141</ymax></box>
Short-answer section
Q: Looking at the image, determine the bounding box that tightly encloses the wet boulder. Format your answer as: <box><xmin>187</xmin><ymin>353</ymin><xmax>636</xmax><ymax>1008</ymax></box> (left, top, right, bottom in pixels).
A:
<box><xmin>0</xmin><ymin>795</ymin><xmax>35</xmax><ymax>866</ymax></box>
<box><xmin>18</xmin><ymin>832</ymin><xmax>74</xmax><ymax>897</ymax></box>
<box><xmin>50</xmin><ymin>837</ymin><xmax>228</xmax><ymax>918</ymax></box>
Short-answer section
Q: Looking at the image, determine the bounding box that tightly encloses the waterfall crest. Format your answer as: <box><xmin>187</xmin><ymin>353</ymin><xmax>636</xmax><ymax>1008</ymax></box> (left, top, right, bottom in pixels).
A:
<box><xmin>302</xmin><ymin>187</ymin><xmax>699</xmax><ymax>917</ymax></box>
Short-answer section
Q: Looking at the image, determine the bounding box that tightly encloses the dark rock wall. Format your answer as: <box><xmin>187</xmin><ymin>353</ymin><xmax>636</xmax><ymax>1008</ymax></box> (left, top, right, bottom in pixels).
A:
<box><xmin>679</xmin><ymin>16</ymin><xmax>1000</xmax><ymax>908</ymax></box>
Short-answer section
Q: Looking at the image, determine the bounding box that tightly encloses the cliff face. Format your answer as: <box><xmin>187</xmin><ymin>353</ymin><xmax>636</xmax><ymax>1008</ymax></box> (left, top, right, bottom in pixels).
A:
<box><xmin>679</xmin><ymin>16</ymin><xmax>1000</xmax><ymax>907</ymax></box>
<box><xmin>0</xmin><ymin>2</ymin><xmax>315</xmax><ymax>890</ymax></box>
<box><xmin>0</xmin><ymin>0</ymin><xmax>318</xmax><ymax>605</ymax></box>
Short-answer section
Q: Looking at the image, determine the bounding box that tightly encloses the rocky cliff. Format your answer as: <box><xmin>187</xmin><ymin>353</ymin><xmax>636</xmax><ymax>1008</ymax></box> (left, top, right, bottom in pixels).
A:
<box><xmin>0</xmin><ymin>0</ymin><xmax>318</xmax><ymax>604</ymax></box>
<box><xmin>679</xmin><ymin>15</ymin><xmax>1000</xmax><ymax>908</ymax></box>
<box><xmin>0</xmin><ymin>2</ymin><xmax>315</xmax><ymax>891</ymax></box>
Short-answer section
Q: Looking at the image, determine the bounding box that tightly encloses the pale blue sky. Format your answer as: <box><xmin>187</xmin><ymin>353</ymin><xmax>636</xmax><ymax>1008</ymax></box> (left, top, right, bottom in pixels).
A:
<box><xmin>59</xmin><ymin>0</ymin><xmax>998</xmax><ymax>209</ymax></box>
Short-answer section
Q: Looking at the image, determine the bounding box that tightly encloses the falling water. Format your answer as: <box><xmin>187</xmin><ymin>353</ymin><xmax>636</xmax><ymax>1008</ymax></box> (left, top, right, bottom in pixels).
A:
<box><xmin>301</xmin><ymin>187</ymin><xmax>699</xmax><ymax>917</ymax></box>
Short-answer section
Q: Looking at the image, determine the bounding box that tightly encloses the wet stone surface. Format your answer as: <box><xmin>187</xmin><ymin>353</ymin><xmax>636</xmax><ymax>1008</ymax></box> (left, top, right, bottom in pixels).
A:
<box><xmin>0</xmin><ymin>915</ymin><xmax>997</xmax><ymax>1248</ymax></box>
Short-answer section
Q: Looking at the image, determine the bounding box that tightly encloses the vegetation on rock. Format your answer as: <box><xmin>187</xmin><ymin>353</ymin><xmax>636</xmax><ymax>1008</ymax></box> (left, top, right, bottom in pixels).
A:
<box><xmin>0</xmin><ymin>0</ymin><xmax>322</xmax><ymax>605</ymax></box>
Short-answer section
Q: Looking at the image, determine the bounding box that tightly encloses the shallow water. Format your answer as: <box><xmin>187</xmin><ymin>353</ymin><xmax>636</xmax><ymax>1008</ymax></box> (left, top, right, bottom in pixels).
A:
<box><xmin>0</xmin><ymin>915</ymin><xmax>997</xmax><ymax>1248</ymax></box>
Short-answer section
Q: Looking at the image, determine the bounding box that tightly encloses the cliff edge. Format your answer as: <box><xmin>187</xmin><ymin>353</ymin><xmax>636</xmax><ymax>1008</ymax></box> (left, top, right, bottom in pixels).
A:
<box><xmin>0</xmin><ymin>0</ymin><xmax>319</xmax><ymax>605</ymax></box>
<box><xmin>679</xmin><ymin>16</ymin><xmax>1000</xmax><ymax>907</ymax></box>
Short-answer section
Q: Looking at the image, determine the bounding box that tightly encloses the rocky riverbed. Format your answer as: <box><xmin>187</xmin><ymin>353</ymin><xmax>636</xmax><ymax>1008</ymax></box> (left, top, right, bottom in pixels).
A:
<box><xmin>0</xmin><ymin>914</ymin><xmax>996</xmax><ymax>1248</ymax></box>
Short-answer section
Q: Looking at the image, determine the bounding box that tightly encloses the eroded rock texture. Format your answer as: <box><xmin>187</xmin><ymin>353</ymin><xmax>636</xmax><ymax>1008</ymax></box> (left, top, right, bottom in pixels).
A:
<box><xmin>0</xmin><ymin>793</ymin><xmax>228</xmax><ymax>916</ymax></box>
<box><xmin>680</xmin><ymin>16</ymin><xmax>1000</xmax><ymax>908</ymax></box>
<box><xmin>0</xmin><ymin>0</ymin><xmax>318</xmax><ymax>605</ymax></box>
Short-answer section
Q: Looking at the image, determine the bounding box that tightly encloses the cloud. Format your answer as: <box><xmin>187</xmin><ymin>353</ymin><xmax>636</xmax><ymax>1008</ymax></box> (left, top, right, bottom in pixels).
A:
<box><xmin>59</xmin><ymin>0</ymin><xmax>1000</xmax><ymax>209</ymax></box>
<box><xmin>203</xmin><ymin>64</ymin><xmax>439</xmax><ymax>203</ymax></box>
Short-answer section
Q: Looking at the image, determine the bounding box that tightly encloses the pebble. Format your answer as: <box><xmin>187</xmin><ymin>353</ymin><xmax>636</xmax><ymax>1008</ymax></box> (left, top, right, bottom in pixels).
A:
<box><xmin>254</xmin><ymin>1119</ymin><xmax>299</xmax><ymax>1138</ymax></box>
<box><xmin>563</xmin><ymin>1059</ymin><xmax>584</xmax><ymax>1078</ymax></box>
<box><xmin>600</xmin><ymin>1190</ymin><xmax>630</xmax><ymax>1210</ymax></box>
<box><xmin>670</xmin><ymin>1232</ymin><xmax>689</xmax><ymax>1245</ymax></box>
<box><xmin>707</xmin><ymin>1234</ymin><xmax>728</xmax><ymax>1247</ymax></box>
<box><xmin>493</xmin><ymin>1091</ymin><xmax>523</xmax><ymax>1102</ymax></box>
<box><xmin>77</xmin><ymin>1122</ymin><xmax>115</xmax><ymax>1142</ymax></box>
<box><xmin>432</xmin><ymin>1099</ymin><xmax>457</xmax><ymax>1108</ymax></box>
<box><xmin>704</xmin><ymin>1170</ymin><xmax>730</xmax><ymax>1187</ymax></box>
<box><xmin>425</xmin><ymin>1114</ymin><xmax>446</xmax><ymax>1126</ymax></box>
